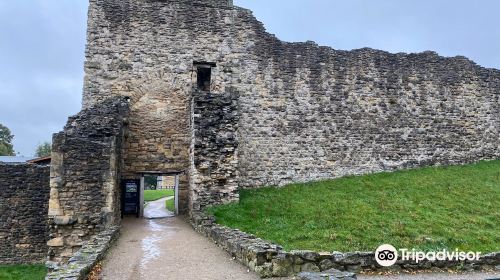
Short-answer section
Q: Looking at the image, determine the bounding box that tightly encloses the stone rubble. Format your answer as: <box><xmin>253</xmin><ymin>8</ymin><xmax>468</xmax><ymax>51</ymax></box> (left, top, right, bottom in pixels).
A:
<box><xmin>297</xmin><ymin>269</ymin><xmax>357</xmax><ymax>280</ymax></box>
<box><xmin>45</xmin><ymin>227</ymin><xmax>119</xmax><ymax>280</ymax></box>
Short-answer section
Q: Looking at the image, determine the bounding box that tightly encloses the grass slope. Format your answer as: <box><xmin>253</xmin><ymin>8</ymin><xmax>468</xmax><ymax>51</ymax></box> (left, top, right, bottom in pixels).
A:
<box><xmin>0</xmin><ymin>265</ymin><xmax>46</xmax><ymax>280</ymax></box>
<box><xmin>209</xmin><ymin>161</ymin><xmax>500</xmax><ymax>252</ymax></box>
<box><xmin>166</xmin><ymin>198</ymin><xmax>175</xmax><ymax>212</ymax></box>
<box><xmin>144</xmin><ymin>189</ymin><xmax>174</xmax><ymax>202</ymax></box>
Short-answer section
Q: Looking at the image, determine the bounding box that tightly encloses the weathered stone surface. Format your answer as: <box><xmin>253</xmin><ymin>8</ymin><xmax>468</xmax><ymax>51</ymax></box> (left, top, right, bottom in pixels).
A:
<box><xmin>53</xmin><ymin>216</ymin><xmax>77</xmax><ymax>226</ymax></box>
<box><xmin>82</xmin><ymin>0</ymin><xmax>500</xmax><ymax>216</ymax></box>
<box><xmin>47</xmin><ymin>238</ymin><xmax>64</xmax><ymax>248</ymax></box>
<box><xmin>47</xmin><ymin>97</ymin><xmax>129</xmax><ymax>264</ymax></box>
<box><xmin>45</xmin><ymin>227</ymin><xmax>119</xmax><ymax>280</ymax></box>
<box><xmin>0</xmin><ymin>164</ymin><xmax>50</xmax><ymax>264</ymax></box>
<box><xmin>191</xmin><ymin>91</ymin><xmax>240</xmax><ymax>210</ymax></box>
<box><xmin>271</xmin><ymin>253</ymin><xmax>294</xmax><ymax>276</ymax></box>
<box><xmin>298</xmin><ymin>269</ymin><xmax>357</xmax><ymax>279</ymax></box>
<box><xmin>319</xmin><ymin>259</ymin><xmax>341</xmax><ymax>271</ymax></box>
<box><xmin>291</xmin><ymin>250</ymin><xmax>321</xmax><ymax>262</ymax></box>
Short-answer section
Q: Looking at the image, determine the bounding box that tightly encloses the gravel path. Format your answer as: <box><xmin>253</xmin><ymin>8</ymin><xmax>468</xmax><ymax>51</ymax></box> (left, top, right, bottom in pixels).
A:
<box><xmin>143</xmin><ymin>197</ymin><xmax>174</xmax><ymax>219</ymax></box>
<box><xmin>101</xmin><ymin>214</ymin><xmax>498</xmax><ymax>280</ymax></box>
<box><xmin>100</xmin><ymin>217</ymin><xmax>262</xmax><ymax>280</ymax></box>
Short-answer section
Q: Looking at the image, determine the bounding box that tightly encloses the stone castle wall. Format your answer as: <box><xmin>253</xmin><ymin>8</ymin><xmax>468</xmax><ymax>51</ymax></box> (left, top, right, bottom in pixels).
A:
<box><xmin>191</xmin><ymin>90</ymin><xmax>240</xmax><ymax>210</ymax></box>
<box><xmin>47</xmin><ymin>97</ymin><xmax>129</xmax><ymax>264</ymax></box>
<box><xmin>237</xmin><ymin>41</ymin><xmax>500</xmax><ymax>187</ymax></box>
<box><xmin>82</xmin><ymin>0</ymin><xmax>252</xmax><ymax>212</ymax></box>
<box><xmin>82</xmin><ymin>0</ymin><xmax>500</xmax><ymax>210</ymax></box>
<box><xmin>0</xmin><ymin>164</ymin><xmax>50</xmax><ymax>264</ymax></box>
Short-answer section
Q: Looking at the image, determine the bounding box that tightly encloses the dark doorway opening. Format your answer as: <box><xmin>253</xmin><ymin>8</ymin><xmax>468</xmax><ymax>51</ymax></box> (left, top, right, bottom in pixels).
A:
<box><xmin>121</xmin><ymin>179</ymin><xmax>140</xmax><ymax>218</ymax></box>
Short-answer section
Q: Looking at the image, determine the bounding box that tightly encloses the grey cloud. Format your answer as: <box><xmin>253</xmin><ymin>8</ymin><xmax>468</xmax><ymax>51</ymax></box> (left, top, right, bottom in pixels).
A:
<box><xmin>0</xmin><ymin>1</ymin><xmax>87</xmax><ymax>156</ymax></box>
<box><xmin>234</xmin><ymin>0</ymin><xmax>500</xmax><ymax>69</ymax></box>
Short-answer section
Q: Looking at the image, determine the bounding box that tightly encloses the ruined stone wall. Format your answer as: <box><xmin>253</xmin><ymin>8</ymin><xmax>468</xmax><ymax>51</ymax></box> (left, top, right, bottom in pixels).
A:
<box><xmin>47</xmin><ymin>97</ymin><xmax>129</xmax><ymax>264</ymax></box>
<box><xmin>83</xmin><ymin>0</ymin><xmax>251</xmax><ymax>212</ymax></box>
<box><xmin>191</xmin><ymin>90</ymin><xmax>239</xmax><ymax>210</ymax></box>
<box><xmin>82</xmin><ymin>0</ymin><xmax>500</xmax><ymax>209</ymax></box>
<box><xmin>0</xmin><ymin>164</ymin><xmax>50</xmax><ymax>264</ymax></box>
<box><xmin>237</xmin><ymin>37</ymin><xmax>500</xmax><ymax>187</ymax></box>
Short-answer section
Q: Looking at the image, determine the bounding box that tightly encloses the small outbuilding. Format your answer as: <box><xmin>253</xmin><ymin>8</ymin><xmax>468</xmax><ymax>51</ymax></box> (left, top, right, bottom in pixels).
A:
<box><xmin>0</xmin><ymin>156</ymin><xmax>51</xmax><ymax>165</ymax></box>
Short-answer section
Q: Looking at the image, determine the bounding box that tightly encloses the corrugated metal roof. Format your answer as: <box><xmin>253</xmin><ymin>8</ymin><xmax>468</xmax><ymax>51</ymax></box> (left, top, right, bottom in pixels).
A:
<box><xmin>0</xmin><ymin>156</ymin><xmax>35</xmax><ymax>163</ymax></box>
<box><xmin>27</xmin><ymin>156</ymin><xmax>51</xmax><ymax>164</ymax></box>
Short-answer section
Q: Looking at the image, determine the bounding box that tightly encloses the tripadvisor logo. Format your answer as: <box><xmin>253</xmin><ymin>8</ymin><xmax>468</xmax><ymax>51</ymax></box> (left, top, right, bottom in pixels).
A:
<box><xmin>375</xmin><ymin>244</ymin><xmax>482</xmax><ymax>267</ymax></box>
<box><xmin>375</xmin><ymin>244</ymin><xmax>398</xmax><ymax>267</ymax></box>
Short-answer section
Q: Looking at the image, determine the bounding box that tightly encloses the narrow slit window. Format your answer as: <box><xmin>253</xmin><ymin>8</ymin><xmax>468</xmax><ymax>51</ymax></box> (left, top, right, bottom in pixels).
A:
<box><xmin>194</xmin><ymin>62</ymin><xmax>216</xmax><ymax>92</ymax></box>
<box><xmin>197</xmin><ymin>66</ymin><xmax>212</xmax><ymax>91</ymax></box>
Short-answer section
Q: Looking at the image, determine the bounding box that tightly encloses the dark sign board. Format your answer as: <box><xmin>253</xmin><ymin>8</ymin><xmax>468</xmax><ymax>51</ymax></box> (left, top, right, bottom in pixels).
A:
<box><xmin>122</xmin><ymin>179</ymin><xmax>140</xmax><ymax>217</ymax></box>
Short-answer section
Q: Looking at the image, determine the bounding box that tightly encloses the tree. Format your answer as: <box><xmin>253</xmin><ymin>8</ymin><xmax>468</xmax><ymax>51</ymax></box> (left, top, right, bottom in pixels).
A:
<box><xmin>144</xmin><ymin>175</ymin><xmax>158</xmax><ymax>190</ymax></box>
<box><xmin>0</xmin><ymin>123</ymin><xmax>15</xmax><ymax>156</ymax></box>
<box><xmin>35</xmin><ymin>142</ymin><xmax>52</xmax><ymax>157</ymax></box>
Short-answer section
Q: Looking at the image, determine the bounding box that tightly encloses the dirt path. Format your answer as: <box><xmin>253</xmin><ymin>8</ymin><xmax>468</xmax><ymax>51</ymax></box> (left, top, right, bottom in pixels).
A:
<box><xmin>143</xmin><ymin>197</ymin><xmax>174</xmax><ymax>219</ymax></box>
<box><xmin>100</xmin><ymin>217</ymin><xmax>262</xmax><ymax>280</ymax></box>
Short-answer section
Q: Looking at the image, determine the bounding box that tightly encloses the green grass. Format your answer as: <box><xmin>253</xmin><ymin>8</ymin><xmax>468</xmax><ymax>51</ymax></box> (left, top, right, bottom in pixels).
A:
<box><xmin>209</xmin><ymin>160</ymin><xmax>500</xmax><ymax>253</ymax></box>
<box><xmin>0</xmin><ymin>264</ymin><xmax>47</xmax><ymax>280</ymax></box>
<box><xmin>144</xmin><ymin>189</ymin><xmax>174</xmax><ymax>202</ymax></box>
<box><xmin>166</xmin><ymin>198</ymin><xmax>175</xmax><ymax>212</ymax></box>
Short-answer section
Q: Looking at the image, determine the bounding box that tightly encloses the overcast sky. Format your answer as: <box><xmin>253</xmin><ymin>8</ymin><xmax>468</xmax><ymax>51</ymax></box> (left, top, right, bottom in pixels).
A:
<box><xmin>1</xmin><ymin>1</ymin><xmax>499</xmax><ymax>156</ymax></box>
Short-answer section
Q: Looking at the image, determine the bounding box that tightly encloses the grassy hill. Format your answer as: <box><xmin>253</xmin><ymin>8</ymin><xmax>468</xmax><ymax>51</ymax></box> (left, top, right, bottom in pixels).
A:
<box><xmin>209</xmin><ymin>160</ymin><xmax>500</xmax><ymax>252</ymax></box>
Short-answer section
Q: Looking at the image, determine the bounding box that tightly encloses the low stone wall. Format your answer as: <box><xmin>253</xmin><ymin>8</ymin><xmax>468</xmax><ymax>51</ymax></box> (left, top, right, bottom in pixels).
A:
<box><xmin>192</xmin><ymin>212</ymin><xmax>500</xmax><ymax>278</ymax></box>
<box><xmin>46</xmin><ymin>226</ymin><xmax>119</xmax><ymax>280</ymax></box>
<box><xmin>0</xmin><ymin>164</ymin><xmax>50</xmax><ymax>264</ymax></box>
